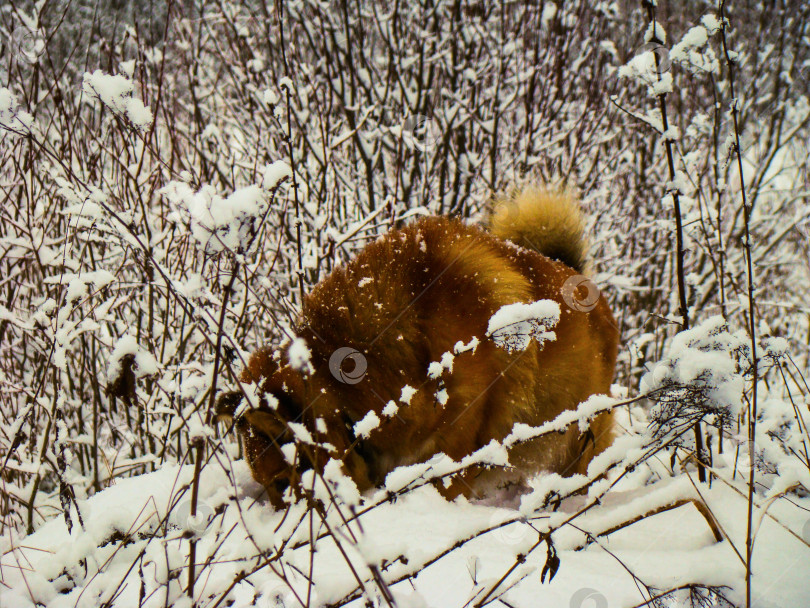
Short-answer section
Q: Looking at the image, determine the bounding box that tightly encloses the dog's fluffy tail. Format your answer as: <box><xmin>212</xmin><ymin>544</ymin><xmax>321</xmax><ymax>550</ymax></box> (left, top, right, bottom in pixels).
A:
<box><xmin>488</xmin><ymin>186</ymin><xmax>589</xmax><ymax>274</ymax></box>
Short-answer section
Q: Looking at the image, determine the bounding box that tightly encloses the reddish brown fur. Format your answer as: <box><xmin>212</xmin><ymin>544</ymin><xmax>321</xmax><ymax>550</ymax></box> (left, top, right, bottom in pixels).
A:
<box><xmin>219</xmin><ymin>193</ymin><xmax>619</xmax><ymax>507</ymax></box>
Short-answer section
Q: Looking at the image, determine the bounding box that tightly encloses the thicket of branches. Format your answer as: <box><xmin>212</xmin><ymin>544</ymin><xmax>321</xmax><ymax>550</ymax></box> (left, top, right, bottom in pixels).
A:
<box><xmin>1</xmin><ymin>0</ymin><xmax>809</xmax><ymax>606</ymax></box>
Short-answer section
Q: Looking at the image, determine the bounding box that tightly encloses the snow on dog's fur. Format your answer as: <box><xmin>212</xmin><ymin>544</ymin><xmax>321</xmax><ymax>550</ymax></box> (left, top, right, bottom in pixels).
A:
<box><xmin>217</xmin><ymin>187</ymin><xmax>619</xmax><ymax>507</ymax></box>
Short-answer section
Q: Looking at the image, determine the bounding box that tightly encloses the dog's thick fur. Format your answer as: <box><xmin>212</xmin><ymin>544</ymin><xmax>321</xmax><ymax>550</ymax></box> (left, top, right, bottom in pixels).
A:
<box><xmin>218</xmin><ymin>188</ymin><xmax>619</xmax><ymax>507</ymax></box>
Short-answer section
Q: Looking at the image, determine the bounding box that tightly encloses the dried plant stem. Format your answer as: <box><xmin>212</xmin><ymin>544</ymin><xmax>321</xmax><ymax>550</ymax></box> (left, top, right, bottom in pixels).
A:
<box><xmin>644</xmin><ymin>4</ymin><xmax>707</xmax><ymax>484</ymax></box>
<box><xmin>719</xmin><ymin>3</ymin><xmax>760</xmax><ymax>606</ymax></box>
<box><xmin>274</xmin><ymin>2</ymin><xmax>306</xmax><ymax>305</ymax></box>
<box><xmin>187</xmin><ymin>261</ymin><xmax>241</xmax><ymax>604</ymax></box>
<box><xmin>591</xmin><ymin>498</ymin><xmax>723</xmax><ymax>544</ymax></box>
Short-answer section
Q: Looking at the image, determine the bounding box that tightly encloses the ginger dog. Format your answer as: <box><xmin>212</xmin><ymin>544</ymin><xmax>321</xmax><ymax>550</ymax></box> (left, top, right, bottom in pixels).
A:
<box><xmin>217</xmin><ymin>188</ymin><xmax>619</xmax><ymax>507</ymax></box>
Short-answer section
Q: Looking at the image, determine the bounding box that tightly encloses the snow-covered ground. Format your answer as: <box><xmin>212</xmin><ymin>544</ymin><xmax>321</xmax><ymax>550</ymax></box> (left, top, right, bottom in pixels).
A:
<box><xmin>2</xmin><ymin>457</ymin><xmax>808</xmax><ymax>608</ymax></box>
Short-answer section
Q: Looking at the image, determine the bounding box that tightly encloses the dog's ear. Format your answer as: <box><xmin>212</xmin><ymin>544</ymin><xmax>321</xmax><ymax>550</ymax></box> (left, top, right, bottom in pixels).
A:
<box><xmin>215</xmin><ymin>390</ymin><xmax>244</xmax><ymax>425</ymax></box>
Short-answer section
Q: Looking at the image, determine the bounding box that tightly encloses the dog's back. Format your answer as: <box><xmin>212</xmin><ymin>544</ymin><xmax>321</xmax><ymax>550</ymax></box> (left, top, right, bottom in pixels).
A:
<box><xmin>222</xmin><ymin>188</ymin><xmax>619</xmax><ymax>503</ymax></box>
